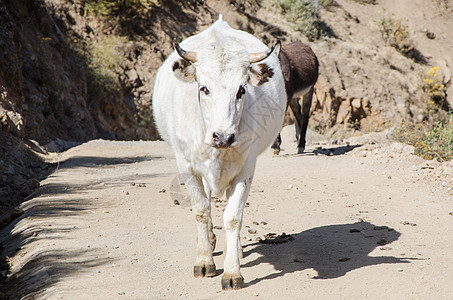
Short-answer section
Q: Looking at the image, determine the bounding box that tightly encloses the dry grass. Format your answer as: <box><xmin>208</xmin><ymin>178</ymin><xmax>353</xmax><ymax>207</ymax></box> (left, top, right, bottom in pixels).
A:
<box><xmin>263</xmin><ymin>0</ymin><xmax>334</xmax><ymax>40</ymax></box>
<box><xmin>393</xmin><ymin>113</ymin><xmax>453</xmax><ymax>161</ymax></box>
<box><xmin>376</xmin><ymin>12</ymin><xmax>426</xmax><ymax>63</ymax></box>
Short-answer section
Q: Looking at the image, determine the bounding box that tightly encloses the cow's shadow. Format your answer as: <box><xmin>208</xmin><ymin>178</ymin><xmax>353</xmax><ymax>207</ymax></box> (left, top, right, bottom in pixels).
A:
<box><xmin>241</xmin><ymin>222</ymin><xmax>411</xmax><ymax>286</ymax></box>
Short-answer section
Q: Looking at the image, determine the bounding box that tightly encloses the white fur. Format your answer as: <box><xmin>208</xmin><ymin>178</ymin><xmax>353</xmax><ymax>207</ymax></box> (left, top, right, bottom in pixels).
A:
<box><xmin>152</xmin><ymin>18</ymin><xmax>286</xmax><ymax>288</ymax></box>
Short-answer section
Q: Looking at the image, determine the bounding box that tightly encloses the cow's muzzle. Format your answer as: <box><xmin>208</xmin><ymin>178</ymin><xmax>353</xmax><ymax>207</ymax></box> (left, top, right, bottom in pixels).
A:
<box><xmin>212</xmin><ymin>132</ymin><xmax>236</xmax><ymax>149</ymax></box>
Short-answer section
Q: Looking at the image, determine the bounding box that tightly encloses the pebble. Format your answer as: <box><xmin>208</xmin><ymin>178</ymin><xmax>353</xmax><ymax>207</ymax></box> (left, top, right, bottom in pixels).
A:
<box><xmin>441</xmin><ymin>181</ymin><xmax>449</xmax><ymax>187</ymax></box>
<box><xmin>376</xmin><ymin>239</ymin><xmax>388</xmax><ymax>245</ymax></box>
<box><xmin>380</xmin><ymin>246</ymin><xmax>392</xmax><ymax>251</ymax></box>
<box><xmin>402</xmin><ymin>221</ymin><xmax>417</xmax><ymax>226</ymax></box>
<box><xmin>248</xmin><ymin>229</ymin><xmax>257</xmax><ymax>234</ymax></box>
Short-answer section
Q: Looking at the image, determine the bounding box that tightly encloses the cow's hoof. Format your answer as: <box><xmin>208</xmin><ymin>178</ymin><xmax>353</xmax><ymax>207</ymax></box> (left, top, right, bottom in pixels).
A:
<box><xmin>297</xmin><ymin>147</ymin><xmax>304</xmax><ymax>154</ymax></box>
<box><xmin>194</xmin><ymin>263</ymin><xmax>216</xmax><ymax>278</ymax></box>
<box><xmin>221</xmin><ymin>273</ymin><xmax>244</xmax><ymax>290</ymax></box>
<box><xmin>273</xmin><ymin>148</ymin><xmax>280</xmax><ymax>155</ymax></box>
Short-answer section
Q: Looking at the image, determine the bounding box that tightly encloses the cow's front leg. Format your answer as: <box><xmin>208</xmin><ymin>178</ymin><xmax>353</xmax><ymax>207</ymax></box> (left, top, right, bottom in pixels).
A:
<box><xmin>183</xmin><ymin>173</ymin><xmax>216</xmax><ymax>278</ymax></box>
<box><xmin>222</xmin><ymin>175</ymin><xmax>252</xmax><ymax>290</ymax></box>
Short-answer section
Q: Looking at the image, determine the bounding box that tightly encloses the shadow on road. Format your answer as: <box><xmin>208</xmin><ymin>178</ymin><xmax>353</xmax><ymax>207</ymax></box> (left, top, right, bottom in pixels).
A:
<box><xmin>0</xmin><ymin>154</ymin><xmax>165</xmax><ymax>299</ymax></box>
<box><xmin>311</xmin><ymin>144</ymin><xmax>362</xmax><ymax>156</ymax></box>
<box><xmin>242</xmin><ymin>221</ymin><xmax>412</xmax><ymax>287</ymax></box>
<box><xmin>279</xmin><ymin>144</ymin><xmax>363</xmax><ymax>157</ymax></box>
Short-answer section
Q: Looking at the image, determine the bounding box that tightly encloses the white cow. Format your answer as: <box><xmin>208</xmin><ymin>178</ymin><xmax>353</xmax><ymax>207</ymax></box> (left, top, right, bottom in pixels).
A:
<box><xmin>152</xmin><ymin>17</ymin><xmax>286</xmax><ymax>290</ymax></box>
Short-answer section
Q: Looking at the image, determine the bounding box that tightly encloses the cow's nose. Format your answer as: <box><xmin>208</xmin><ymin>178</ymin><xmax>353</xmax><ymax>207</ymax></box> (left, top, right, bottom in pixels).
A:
<box><xmin>212</xmin><ymin>132</ymin><xmax>235</xmax><ymax>148</ymax></box>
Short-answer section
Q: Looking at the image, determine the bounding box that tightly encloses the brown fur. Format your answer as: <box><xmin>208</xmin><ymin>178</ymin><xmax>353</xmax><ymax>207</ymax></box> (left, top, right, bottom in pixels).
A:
<box><xmin>249</xmin><ymin>63</ymin><xmax>274</xmax><ymax>86</ymax></box>
<box><xmin>279</xmin><ymin>42</ymin><xmax>319</xmax><ymax>98</ymax></box>
<box><xmin>272</xmin><ymin>41</ymin><xmax>319</xmax><ymax>154</ymax></box>
<box><xmin>172</xmin><ymin>58</ymin><xmax>196</xmax><ymax>81</ymax></box>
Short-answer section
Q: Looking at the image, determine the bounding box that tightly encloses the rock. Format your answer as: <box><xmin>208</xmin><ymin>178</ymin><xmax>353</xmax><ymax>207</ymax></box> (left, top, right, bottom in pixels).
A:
<box><xmin>390</xmin><ymin>142</ymin><xmax>415</xmax><ymax>155</ymax></box>
<box><xmin>339</xmin><ymin>257</ymin><xmax>351</xmax><ymax>262</ymax></box>
<box><xmin>259</xmin><ymin>232</ymin><xmax>294</xmax><ymax>244</ymax></box>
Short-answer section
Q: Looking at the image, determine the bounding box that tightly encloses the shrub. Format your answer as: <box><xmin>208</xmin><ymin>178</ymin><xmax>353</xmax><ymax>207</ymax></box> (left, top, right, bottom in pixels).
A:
<box><xmin>393</xmin><ymin>112</ymin><xmax>453</xmax><ymax>161</ymax></box>
<box><xmin>423</xmin><ymin>66</ymin><xmax>447</xmax><ymax>108</ymax></box>
<box><xmin>84</xmin><ymin>0</ymin><xmax>160</xmax><ymax>16</ymax></box>
<box><xmin>84</xmin><ymin>36</ymin><xmax>127</xmax><ymax>104</ymax></box>
<box><xmin>376</xmin><ymin>13</ymin><xmax>426</xmax><ymax>63</ymax></box>
<box><xmin>266</xmin><ymin>0</ymin><xmax>333</xmax><ymax>40</ymax></box>
<box><xmin>424</xmin><ymin>114</ymin><xmax>453</xmax><ymax>161</ymax></box>
<box><xmin>377</xmin><ymin>14</ymin><xmax>412</xmax><ymax>54</ymax></box>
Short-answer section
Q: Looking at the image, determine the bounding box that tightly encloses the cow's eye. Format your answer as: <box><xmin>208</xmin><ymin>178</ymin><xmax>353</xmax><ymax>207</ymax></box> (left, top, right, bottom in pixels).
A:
<box><xmin>236</xmin><ymin>86</ymin><xmax>246</xmax><ymax>99</ymax></box>
<box><xmin>199</xmin><ymin>86</ymin><xmax>210</xmax><ymax>95</ymax></box>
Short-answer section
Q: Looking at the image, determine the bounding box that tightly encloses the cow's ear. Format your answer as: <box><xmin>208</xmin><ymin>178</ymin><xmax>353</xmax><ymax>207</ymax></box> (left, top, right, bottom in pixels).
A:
<box><xmin>172</xmin><ymin>59</ymin><xmax>196</xmax><ymax>82</ymax></box>
<box><xmin>248</xmin><ymin>63</ymin><xmax>274</xmax><ymax>86</ymax></box>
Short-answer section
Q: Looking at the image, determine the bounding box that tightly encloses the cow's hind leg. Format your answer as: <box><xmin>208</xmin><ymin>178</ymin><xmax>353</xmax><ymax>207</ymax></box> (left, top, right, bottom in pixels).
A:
<box><xmin>288</xmin><ymin>97</ymin><xmax>304</xmax><ymax>154</ymax></box>
<box><xmin>181</xmin><ymin>172</ymin><xmax>216</xmax><ymax>278</ymax></box>
<box><xmin>271</xmin><ymin>133</ymin><xmax>282</xmax><ymax>155</ymax></box>
<box><xmin>298</xmin><ymin>87</ymin><xmax>314</xmax><ymax>154</ymax></box>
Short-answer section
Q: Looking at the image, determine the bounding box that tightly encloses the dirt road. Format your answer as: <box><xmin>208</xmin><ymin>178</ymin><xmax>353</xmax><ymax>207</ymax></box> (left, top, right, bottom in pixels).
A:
<box><xmin>1</xmin><ymin>127</ymin><xmax>452</xmax><ymax>299</ymax></box>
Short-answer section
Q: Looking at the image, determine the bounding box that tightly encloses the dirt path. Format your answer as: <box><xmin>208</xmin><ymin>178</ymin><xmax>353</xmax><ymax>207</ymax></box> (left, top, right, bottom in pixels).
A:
<box><xmin>1</xmin><ymin>127</ymin><xmax>452</xmax><ymax>299</ymax></box>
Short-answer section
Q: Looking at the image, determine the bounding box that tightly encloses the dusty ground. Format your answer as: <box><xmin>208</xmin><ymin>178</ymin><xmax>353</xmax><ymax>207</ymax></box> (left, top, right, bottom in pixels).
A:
<box><xmin>1</xmin><ymin>126</ymin><xmax>452</xmax><ymax>299</ymax></box>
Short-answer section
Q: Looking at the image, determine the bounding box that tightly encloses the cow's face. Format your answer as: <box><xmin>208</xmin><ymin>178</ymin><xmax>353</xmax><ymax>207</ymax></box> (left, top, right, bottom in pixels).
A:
<box><xmin>172</xmin><ymin>41</ymin><xmax>280</xmax><ymax>149</ymax></box>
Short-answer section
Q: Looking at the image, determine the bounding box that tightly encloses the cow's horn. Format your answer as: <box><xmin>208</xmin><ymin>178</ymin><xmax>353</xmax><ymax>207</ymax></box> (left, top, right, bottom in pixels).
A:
<box><xmin>174</xmin><ymin>39</ymin><xmax>197</xmax><ymax>63</ymax></box>
<box><xmin>249</xmin><ymin>40</ymin><xmax>281</xmax><ymax>64</ymax></box>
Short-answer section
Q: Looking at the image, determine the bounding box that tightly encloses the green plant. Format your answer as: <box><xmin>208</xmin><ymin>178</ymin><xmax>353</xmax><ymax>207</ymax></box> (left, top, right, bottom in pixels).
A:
<box><xmin>376</xmin><ymin>12</ymin><xmax>426</xmax><ymax>63</ymax></box>
<box><xmin>268</xmin><ymin>0</ymin><xmax>329</xmax><ymax>40</ymax></box>
<box><xmin>424</xmin><ymin>114</ymin><xmax>453</xmax><ymax>161</ymax></box>
<box><xmin>84</xmin><ymin>36</ymin><xmax>127</xmax><ymax>103</ymax></box>
<box><xmin>377</xmin><ymin>14</ymin><xmax>412</xmax><ymax>54</ymax></box>
<box><xmin>84</xmin><ymin>0</ymin><xmax>160</xmax><ymax>16</ymax></box>
<box><xmin>393</xmin><ymin>113</ymin><xmax>453</xmax><ymax>161</ymax></box>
